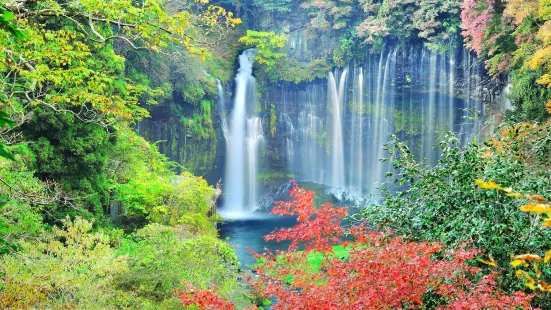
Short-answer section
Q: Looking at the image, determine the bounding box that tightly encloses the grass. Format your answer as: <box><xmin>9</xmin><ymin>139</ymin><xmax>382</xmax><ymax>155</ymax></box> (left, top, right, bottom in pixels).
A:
<box><xmin>256</xmin><ymin>245</ymin><xmax>352</xmax><ymax>283</ymax></box>
<box><xmin>305</xmin><ymin>245</ymin><xmax>350</xmax><ymax>271</ymax></box>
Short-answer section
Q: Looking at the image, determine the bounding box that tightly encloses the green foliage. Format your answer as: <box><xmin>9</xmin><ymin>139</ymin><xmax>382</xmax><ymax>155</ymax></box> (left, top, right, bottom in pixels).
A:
<box><xmin>23</xmin><ymin>109</ymin><xmax>112</xmax><ymax>222</ymax></box>
<box><xmin>270</xmin><ymin>103</ymin><xmax>277</xmax><ymax>137</ymax></box>
<box><xmin>333</xmin><ymin>31</ymin><xmax>361</xmax><ymax>67</ymax></box>
<box><xmin>359</xmin><ymin>132</ymin><xmax>551</xmax><ymax>262</ymax></box>
<box><xmin>0</xmin><ymin>1</ymin><xmax>243</xmax><ymax>308</ymax></box>
<box><xmin>116</xmin><ymin>224</ymin><xmax>250</xmax><ymax>308</ymax></box>
<box><xmin>260</xmin><ymin>57</ymin><xmax>332</xmax><ymax>84</ymax></box>
<box><xmin>0</xmin><ymin>6</ymin><xmax>22</xmax><ymax>39</ymax></box>
<box><xmin>301</xmin><ymin>0</ymin><xmax>354</xmax><ymax>31</ymax></box>
<box><xmin>239</xmin><ymin>30</ymin><xmax>288</xmax><ymax>70</ymax></box>
<box><xmin>0</xmin><ymin>111</ymin><xmax>15</xmax><ymax>161</ymax></box>
<box><xmin>149</xmin><ymin>172</ymin><xmax>216</xmax><ymax>233</ymax></box>
<box><xmin>508</xmin><ymin>69</ymin><xmax>551</xmax><ymax>122</ymax></box>
<box><xmin>0</xmin><ymin>201</ymin><xmax>42</xmax><ymax>253</ymax></box>
<box><xmin>201</xmin><ymin>100</ymin><xmax>212</xmax><ymax>124</ymax></box>
<box><xmin>356</xmin><ymin>0</ymin><xmax>461</xmax><ymax>52</ymax></box>
<box><xmin>0</xmin><ymin>217</ymin><xmax>128</xmax><ymax>309</ymax></box>
<box><xmin>257</xmin><ymin>171</ymin><xmax>291</xmax><ymax>185</ymax></box>
<box><xmin>393</xmin><ymin>109</ymin><xmax>425</xmax><ymax>136</ymax></box>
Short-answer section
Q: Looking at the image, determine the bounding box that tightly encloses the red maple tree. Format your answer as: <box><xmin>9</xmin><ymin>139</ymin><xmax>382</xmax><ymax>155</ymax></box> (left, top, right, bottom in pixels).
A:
<box><xmin>179</xmin><ymin>182</ymin><xmax>534</xmax><ymax>309</ymax></box>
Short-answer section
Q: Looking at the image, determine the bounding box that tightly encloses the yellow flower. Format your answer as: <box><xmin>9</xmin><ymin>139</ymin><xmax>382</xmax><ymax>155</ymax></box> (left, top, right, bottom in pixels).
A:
<box><xmin>506</xmin><ymin>192</ymin><xmax>523</xmax><ymax>199</ymax></box>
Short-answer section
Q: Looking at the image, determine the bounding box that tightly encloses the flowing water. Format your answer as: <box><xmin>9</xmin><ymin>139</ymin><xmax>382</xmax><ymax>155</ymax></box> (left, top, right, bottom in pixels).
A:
<box><xmin>277</xmin><ymin>46</ymin><xmax>485</xmax><ymax>204</ymax></box>
<box><xmin>221</xmin><ymin>46</ymin><xmax>486</xmax><ymax>212</ymax></box>
<box><xmin>223</xmin><ymin>49</ymin><xmax>264</xmax><ymax>216</ymax></box>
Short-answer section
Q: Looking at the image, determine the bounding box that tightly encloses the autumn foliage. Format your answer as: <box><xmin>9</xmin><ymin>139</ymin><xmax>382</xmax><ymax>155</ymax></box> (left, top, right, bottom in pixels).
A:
<box><xmin>179</xmin><ymin>182</ymin><xmax>534</xmax><ymax>309</ymax></box>
<box><xmin>176</xmin><ymin>282</ymin><xmax>236</xmax><ymax>310</ymax></box>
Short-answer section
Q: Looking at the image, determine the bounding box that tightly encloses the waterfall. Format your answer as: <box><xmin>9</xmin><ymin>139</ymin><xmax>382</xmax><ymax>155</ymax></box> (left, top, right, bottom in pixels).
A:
<box><xmin>328</xmin><ymin>69</ymin><xmax>347</xmax><ymax>193</ymax></box>
<box><xmin>367</xmin><ymin>51</ymin><xmax>387</xmax><ymax>196</ymax></box>
<box><xmin>449</xmin><ymin>54</ymin><xmax>456</xmax><ymax>132</ymax></box>
<box><xmin>297</xmin><ymin>86</ymin><xmax>326</xmax><ymax>184</ymax></box>
<box><xmin>246</xmin><ymin>117</ymin><xmax>264</xmax><ymax>209</ymax></box>
<box><xmin>426</xmin><ymin>52</ymin><xmax>438</xmax><ymax>164</ymax></box>
<box><xmin>223</xmin><ymin>49</ymin><xmax>263</xmax><ymax>215</ymax></box>
<box><xmin>374</xmin><ymin>50</ymin><xmax>395</xmax><ymax>187</ymax></box>
<box><xmin>277</xmin><ymin>45</ymin><xmax>486</xmax><ymax>204</ymax></box>
<box><xmin>502</xmin><ymin>77</ymin><xmax>513</xmax><ymax>111</ymax></box>
<box><xmin>282</xmin><ymin>113</ymin><xmax>295</xmax><ymax>175</ymax></box>
<box><xmin>218</xmin><ymin>79</ymin><xmax>230</xmax><ymax>144</ymax></box>
<box><xmin>349</xmin><ymin>67</ymin><xmax>364</xmax><ymax>196</ymax></box>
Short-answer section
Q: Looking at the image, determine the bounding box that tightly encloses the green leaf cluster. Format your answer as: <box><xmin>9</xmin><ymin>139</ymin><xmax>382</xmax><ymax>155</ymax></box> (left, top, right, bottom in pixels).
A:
<box><xmin>361</xmin><ymin>132</ymin><xmax>551</xmax><ymax>261</ymax></box>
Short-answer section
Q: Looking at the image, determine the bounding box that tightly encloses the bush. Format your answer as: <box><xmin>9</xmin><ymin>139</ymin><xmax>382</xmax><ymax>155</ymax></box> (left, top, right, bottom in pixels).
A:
<box><xmin>358</xmin><ymin>132</ymin><xmax>551</xmax><ymax>262</ymax></box>
<box><xmin>0</xmin><ymin>217</ymin><xmax>128</xmax><ymax>309</ymax></box>
<box><xmin>115</xmin><ymin>224</ymin><xmax>250</xmax><ymax>308</ymax></box>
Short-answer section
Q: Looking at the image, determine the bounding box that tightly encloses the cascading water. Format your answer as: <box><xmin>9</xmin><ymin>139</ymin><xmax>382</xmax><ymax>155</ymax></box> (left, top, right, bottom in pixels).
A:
<box><xmin>223</xmin><ymin>49</ymin><xmax>263</xmax><ymax>215</ymax></box>
<box><xmin>218</xmin><ymin>79</ymin><xmax>230</xmax><ymax>144</ymax></box>
<box><xmin>349</xmin><ymin>67</ymin><xmax>364</xmax><ymax>196</ymax></box>
<box><xmin>278</xmin><ymin>45</ymin><xmax>485</xmax><ymax>204</ymax></box>
<box><xmin>328</xmin><ymin>70</ymin><xmax>348</xmax><ymax>193</ymax></box>
<box><xmin>426</xmin><ymin>51</ymin><xmax>438</xmax><ymax>164</ymax></box>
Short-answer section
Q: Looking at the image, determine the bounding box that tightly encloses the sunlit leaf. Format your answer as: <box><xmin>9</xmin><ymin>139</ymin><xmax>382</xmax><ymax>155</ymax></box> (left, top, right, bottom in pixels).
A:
<box><xmin>479</xmin><ymin>256</ymin><xmax>497</xmax><ymax>267</ymax></box>
<box><xmin>511</xmin><ymin>259</ymin><xmax>527</xmax><ymax>268</ymax></box>
<box><xmin>514</xmin><ymin>254</ymin><xmax>543</xmax><ymax>262</ymax></box>
<box><xmin>544</xmin><ymin>249</ymin><xmax>551</xmax><ymax>263</ymax></box>
<box><xmin>520</xmin><ymin>204</ymin><xmax>551</xmax><ymax>215</ymax></box>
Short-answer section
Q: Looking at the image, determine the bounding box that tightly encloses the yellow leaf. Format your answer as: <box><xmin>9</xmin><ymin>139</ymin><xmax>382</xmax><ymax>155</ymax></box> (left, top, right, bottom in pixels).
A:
<box><xmin>528</xmin><ymin>194</ymin><xmax>548</xmax><ymax>203</ymax></box>
<box><xmin>475</xmin><ymin>179</ymin><xmax>512</xmax><ymax>192</ymax></box>
<box><xmin>545</xmin><ymin>250</ymin><xmax>551</xmax><ymax>263</ymax></box>
<box><xmin>479</xmin><ymin>258</ymin><xmax>497</xmax><ymax>267</ymax></box>
<box><xmin>535</xmin><ymin>264</ymin><xmax>542</xmax><ymax>278</ymax></box>
<box><xmin>476</xmin><ymin>179</ymin><xmax>499</xmax><ymax>189</ymax></box>
<box><xmin>539</xmin><ymin>280</ymin><xmax>551</xmax><ymax>292</ymax></box>
<box><xmin>543</xmin><ymin>217</ymin><xmax>551</xmax><ymax>228</ymax></box>
<box><xmin>511</xmin><ymin>259</ymin><xmax>526</xmax><ymax>268</ymax></box>
<box><xmin>516</xmin><ymin>270</ymin><xmax>537</xmax><ymax>284</ymax></box>
<box><xmin>514</xmin><ymin>254</ymin><xmax>543</xmax><ymax>262</ymax></box>
<box><xmin>520</xmin><ymin>204</ymin><xmax>551</xmax><ymax>215</ymax></box>
<box><xmin>507</xmin><ymin>192</ymin><xmax>523</xmax><ymax>199</ymax></box>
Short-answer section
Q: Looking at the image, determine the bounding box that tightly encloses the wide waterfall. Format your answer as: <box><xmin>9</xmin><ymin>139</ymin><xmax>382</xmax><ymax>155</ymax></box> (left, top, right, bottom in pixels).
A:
<box><xmin>223</xmin><ymin>49</ymin><xmax>264</xmax><ymax>215</ymax></box>
<box><xmin>277</xmin><ymin>46</ymin><xmax>484</xmax><ymax>204</ymax></box>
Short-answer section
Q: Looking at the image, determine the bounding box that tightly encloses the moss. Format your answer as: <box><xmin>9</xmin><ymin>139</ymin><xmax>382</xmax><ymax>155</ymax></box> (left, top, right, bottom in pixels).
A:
<box><xmin>269</xmin><ymin>104</ymin><xmax>277</xmax><ymax>137</ymax></box>
<box><xmin>201</xmin><ymin>100</ymin><xmax>212</xmax><ymax>124</ymax></box>
<box><xmin>257</xmin><ymin>171</ymin><xmax>291</xmax><ymax>185</ymax></box>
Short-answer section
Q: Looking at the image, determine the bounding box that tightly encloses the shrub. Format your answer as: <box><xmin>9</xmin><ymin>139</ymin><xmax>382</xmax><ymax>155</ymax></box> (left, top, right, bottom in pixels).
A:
<box><xmin>0</xmin><ymin>217</ymin><xmax>128</xmax><ymax>309</ymax></box>
<box><xmin>116</xmin><ymin>224</ymin><xmax>250</xmax><ymax>308</ymax></box>
<box><xmin>359</xmin><ymin>132</ymin><xmax>551</xmax><ymax>262</ymax></box>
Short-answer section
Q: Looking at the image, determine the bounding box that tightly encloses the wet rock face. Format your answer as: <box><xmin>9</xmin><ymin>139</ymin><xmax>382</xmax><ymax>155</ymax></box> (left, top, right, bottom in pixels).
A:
<box><xmin>137</xmin><ymin>101</ymin><xmax>221</xmax><ymax>184</ymax></box>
